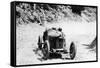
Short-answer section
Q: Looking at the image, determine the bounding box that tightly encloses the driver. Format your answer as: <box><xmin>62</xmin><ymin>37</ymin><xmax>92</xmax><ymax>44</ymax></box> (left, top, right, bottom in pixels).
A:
<box><xmin>47</xmin><ymin>27</ymin><xmax>62</xmax><ymax>37</ymax></box>
<box><xmin>43</xmin><ymin>27</ymin><xmax>65</xmax><ymax>42</ymax></box>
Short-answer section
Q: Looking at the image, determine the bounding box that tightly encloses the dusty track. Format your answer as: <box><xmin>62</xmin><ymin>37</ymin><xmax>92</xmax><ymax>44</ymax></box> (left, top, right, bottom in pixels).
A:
<box><xmin>16</xmin><ymin>22</ymin><xmax>96</xmax><ymax>65</ymax></box>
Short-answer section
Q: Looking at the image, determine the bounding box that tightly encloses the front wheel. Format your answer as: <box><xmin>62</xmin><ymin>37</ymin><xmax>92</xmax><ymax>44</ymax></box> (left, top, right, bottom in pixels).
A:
<box><xmin>42</xmin><ymin>40</ymin><xmax>50</xmax><ymax>60</ymax></box>
<box><xmin>69</xmin><ymin>42</ymin><xmax>76</xmax><ymax>59</ymax></box>
<box><xmin>38</xmin><ymin>36</ymin><xmax>43</xmax><ymax>49</ymax></box>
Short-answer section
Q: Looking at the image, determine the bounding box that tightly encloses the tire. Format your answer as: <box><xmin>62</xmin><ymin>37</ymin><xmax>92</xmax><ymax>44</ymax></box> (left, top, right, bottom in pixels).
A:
<box><xmin>69</xmin><ymin>42</ymin><xmax>76</xmax><ymax>59</ymax></box>
<box><xmin>38</xmin><ymin>36</ymin><xmax>42</xmax><ymax>49</ymax></box>
<box><xmin>42</xmin><ymin>40</ymin><xmax>50</xmax><ymax>60</ymax></box>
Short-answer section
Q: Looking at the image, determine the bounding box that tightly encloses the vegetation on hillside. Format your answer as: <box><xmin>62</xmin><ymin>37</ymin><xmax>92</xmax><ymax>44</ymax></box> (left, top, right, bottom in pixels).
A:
<box><xmin>16</xmin><ymin>3</ymin><xmax>96</xmax><ymax>26</ymax></box>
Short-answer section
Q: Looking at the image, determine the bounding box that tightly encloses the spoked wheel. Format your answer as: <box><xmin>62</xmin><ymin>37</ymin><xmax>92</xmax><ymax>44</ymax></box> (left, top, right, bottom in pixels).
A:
<box><xmin>70</xmin><ymin>42</ymin><xmax>76</xmax><ymax>59</ymax></box>
<box><xmin>42</xmin><ymin>40</ymin><xmax>50</xmax><ymax>60</ymax></box>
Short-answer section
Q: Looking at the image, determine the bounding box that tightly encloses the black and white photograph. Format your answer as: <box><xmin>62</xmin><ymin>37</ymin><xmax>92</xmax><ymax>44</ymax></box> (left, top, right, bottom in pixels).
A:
<box><xmin>11</xmin><ymin>1</ymin><xmax>97</xmax><ymax>66</ymax></box>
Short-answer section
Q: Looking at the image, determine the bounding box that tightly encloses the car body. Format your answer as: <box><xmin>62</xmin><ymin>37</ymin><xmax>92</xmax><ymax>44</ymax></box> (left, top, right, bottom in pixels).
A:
<box><xmin>38</xmin><ymin>27</ymin><xmax>76</xmax><ymax>60</ymax></box>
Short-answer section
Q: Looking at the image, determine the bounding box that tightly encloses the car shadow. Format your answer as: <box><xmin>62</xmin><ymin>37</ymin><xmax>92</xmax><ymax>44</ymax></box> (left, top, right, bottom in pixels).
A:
<box><xmin>49</xmin><ymin>53</ymin><xmax>71</xmax><ymax>60</ymax></box>
<box><xmin>49</xmin><ymin>53</ymin><xmax>62</xmax><ymax>59</ymax></box>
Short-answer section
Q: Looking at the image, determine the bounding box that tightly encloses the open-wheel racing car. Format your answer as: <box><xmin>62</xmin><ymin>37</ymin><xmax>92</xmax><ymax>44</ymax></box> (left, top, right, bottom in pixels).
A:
<box><xmin>38</xmin><ymin>27</ymin><xmax>76</xmax><ymax>60</ymax></box>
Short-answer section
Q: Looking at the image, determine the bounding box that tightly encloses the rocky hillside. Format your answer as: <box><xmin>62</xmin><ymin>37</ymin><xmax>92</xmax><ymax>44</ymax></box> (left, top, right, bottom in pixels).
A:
<box><xmin>16</xmin><ymin>3</ymin><xmax>97</xmax><ymax>26</ymax></box>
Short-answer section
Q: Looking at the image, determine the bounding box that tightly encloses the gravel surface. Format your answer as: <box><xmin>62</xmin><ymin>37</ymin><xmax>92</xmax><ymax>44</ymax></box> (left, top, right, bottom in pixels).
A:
<box><xmin>16</xmin><ymin>22</ymin><xmax>96</xmax><ymax>65</ymax></box>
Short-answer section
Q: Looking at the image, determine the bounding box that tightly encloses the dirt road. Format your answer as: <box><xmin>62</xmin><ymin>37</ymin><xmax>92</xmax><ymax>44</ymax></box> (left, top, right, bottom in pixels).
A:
<box><xmin>16</xmin><ymin>22</ymin><xmax>96</xmax><ymax>65</ymax></box>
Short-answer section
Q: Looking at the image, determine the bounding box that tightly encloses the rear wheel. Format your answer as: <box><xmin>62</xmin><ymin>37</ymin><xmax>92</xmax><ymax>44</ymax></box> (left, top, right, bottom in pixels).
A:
<box><xmin>42</xmin><ymin>40</ymin><xmax>50</xmax><ymax>60</ymax></box>
<box><xmin>70</xmin><ymin>42</ymin><xmax>76</xmax><ymax>59</ymax></box>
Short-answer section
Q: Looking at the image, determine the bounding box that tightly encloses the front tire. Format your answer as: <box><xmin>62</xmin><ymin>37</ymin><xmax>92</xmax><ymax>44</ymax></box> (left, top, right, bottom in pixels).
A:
<box><xmin>69</xmin><ymin>42</ymin><xmax>76</xmax><ymax>59</ymax></box>
<box><xmin>38</xmin><ymin>36</ymin><xmax>42</xmax><ymax>49</ymax></box>
<box><xmin>42</xmin><ymin>40</ymin><xmax>50</xmax><ymax>60</ymax></box>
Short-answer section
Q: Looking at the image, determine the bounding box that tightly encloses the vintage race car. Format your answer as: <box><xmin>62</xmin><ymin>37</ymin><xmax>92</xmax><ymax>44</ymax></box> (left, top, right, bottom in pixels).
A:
<box><xmin>37</xmin><ymin>27</ymin><xmax>76</xmax><ymax>60</ymax></box>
